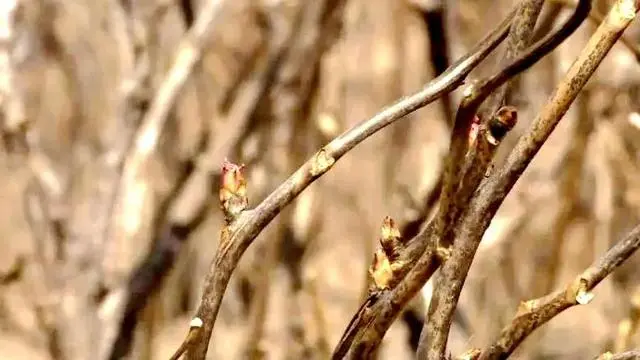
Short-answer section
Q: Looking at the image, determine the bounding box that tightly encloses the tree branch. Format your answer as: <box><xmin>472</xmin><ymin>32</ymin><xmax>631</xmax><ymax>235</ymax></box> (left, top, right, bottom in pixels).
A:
<box><xmin>479</xmin><ymin>223</ymin><xmax>640</xmax><ymax>359</ymax></box>
<box><xmin>595</xmin><ymin>350</ymin><xmax>640</xmax><ymax>360</ymax></box>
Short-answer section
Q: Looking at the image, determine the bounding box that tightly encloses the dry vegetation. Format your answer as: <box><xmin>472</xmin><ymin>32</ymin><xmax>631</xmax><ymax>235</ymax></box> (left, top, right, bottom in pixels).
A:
<box><xmin>1</xmin><ymin>0</ymin><xmax>640</xmax><ymax>359</ymax></box>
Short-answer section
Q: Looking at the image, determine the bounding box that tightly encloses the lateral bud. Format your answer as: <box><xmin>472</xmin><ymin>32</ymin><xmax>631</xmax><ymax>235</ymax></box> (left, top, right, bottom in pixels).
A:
<box><xmin>486</xmin><ymin>105</ymin><xmax>518</xmax><ymax>145</ymax></box>
<box><xmin>219</xmin><ymin>159</ymin><xmax>248</xmax><ymax>223</ymax></box>
<box><xmin>380</xmin><ymin>216</ymin><xmax>402</xmax><ymax>261</ymax></box>
<box><xmin>369</xmin><ymin>216</ymin><xmax>404</xmax><ymax>291</ymax></box>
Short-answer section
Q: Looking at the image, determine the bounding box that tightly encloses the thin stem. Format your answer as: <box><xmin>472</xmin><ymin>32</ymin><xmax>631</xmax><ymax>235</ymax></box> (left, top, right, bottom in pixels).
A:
<box><xmin>479</xmin><ymin>223</ymin><xmax>640</xmax><ymax>359</ymax></box>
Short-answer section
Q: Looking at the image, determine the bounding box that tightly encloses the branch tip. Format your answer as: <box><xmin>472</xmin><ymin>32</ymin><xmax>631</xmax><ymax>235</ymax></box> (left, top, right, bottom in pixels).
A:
<box><xmin>220</xmin><ymin>159</ymin><xmax>248</xmax><ymax>222</ymax></box>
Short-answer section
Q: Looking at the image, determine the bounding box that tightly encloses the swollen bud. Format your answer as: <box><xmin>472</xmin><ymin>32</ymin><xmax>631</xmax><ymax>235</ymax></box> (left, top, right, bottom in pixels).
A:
<box><xmin>219</xmin><ymin>159</ymin><xmax>248</xmax><ymax>222</ymax></box>
<box><xmin>369</xmin><ymin>216</ymin><xmax>404</xmax><ymax>291</ymax></box>
<box><xmin>486</xmin><ymin>106</ymin><xmax>518</xmax><ymax>145</ymax></box>
<box><xmin>380</xmin><ymin>216</ymin><xmax>401</xmax><ymax>262</ymax></box>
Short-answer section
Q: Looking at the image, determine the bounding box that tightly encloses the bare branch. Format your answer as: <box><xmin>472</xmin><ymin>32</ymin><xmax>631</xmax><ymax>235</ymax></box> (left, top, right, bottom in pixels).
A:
<box><xmin>178</xmin><ymin>1</ymin><xmax>349</xmax><ymax>358</ymax></box>
<box><xmin>434</xmin><ymin>0</ymin><xmax>587</xmax><ymax>254</ymax></box>
<box><xmin>595</xmin><ymin>350</ymin><xmax>640</xmax><ymax>360</ymax></box>
<box><xmin>479</xmin><ymin>223</ymin><xmax>640</xmax><ymax>359</ymax></box>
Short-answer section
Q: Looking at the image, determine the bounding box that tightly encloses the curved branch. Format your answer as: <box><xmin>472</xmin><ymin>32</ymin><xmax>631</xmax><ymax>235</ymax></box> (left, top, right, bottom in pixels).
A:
<box><xmin>479</xmin><ymin>223</ymin><xmax>640</xmax><ymax>359</ymax></box>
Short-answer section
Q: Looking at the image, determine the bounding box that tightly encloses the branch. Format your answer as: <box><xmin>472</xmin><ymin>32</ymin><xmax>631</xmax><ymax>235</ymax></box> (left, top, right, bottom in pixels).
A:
<box><xmin>478</xmin><ymin>0</ymin><xmax>545</xmax><ymax>123</ymax></box>
<box><xmin>595</xmin><ymin>350</ymin><xmax>640</xmax><ymax>360</ymax></box>
<box><xmin>425</xmin><ymin>0</ymin><xmax>636</xmax><ymax>358</ymax></box>
<box><xmin>174</xmin><ymin>1</ymin><xmax>349</xmax><ymax>358</ymax></box>
<box><xmin>479</xmin><ymin>223</ymin><xmax>640</xmax><ymax>360</ymax></box>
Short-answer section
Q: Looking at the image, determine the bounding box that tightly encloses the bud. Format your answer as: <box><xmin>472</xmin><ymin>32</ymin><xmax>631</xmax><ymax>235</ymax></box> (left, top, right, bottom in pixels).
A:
<box><xmin>487</xmin><ymin>106</ymin><xmax>517</xmax><ymax>145</ymax></box>
<box><xmin>369</xmin><ymin>217</ymin><xmax>404</xmax><ymax>291</ymax></box>
<box><xmin>219</xmin><ymin>159</ymin><xmax>248</xmax><ymax>222</ymax></box>
<box><xmin>369</xmin><ymin>249</ymin><xmax>394</xmax><ymax>291</ymax></box>
<box><xmin>380</xmin><ymin>216</ymin><xmax>401</xmax><ymax>262</ymax></box>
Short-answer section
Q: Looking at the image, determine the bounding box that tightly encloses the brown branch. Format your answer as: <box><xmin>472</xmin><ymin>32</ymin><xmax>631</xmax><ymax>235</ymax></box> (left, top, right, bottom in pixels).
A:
<box><xmin>479</xmin><ymin>223</ymin><xmax>640</xmax><ymax>360</ymax></box>
<box><xmin>595</xmin><ymin>350</ymin><xmax>640</xmax><ymax>360</ymax></box>
<box><xmin>478</xmin><ymin>0</ymin><xmax>545</xmax><ymax>123</ymax></box>
<box><xmin>425</xmin><ymin>1</ymin><xmax>637</xmax><ymax>359</ymax></box>
<box><xmin>334</xmin><ymin>0</ymin><xmax>593</xmax><ymax>356</ymax></box>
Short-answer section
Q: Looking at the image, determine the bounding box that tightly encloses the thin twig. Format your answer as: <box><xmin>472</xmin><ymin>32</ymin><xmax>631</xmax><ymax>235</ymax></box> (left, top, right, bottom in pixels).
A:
<box><xmin>335</xmin><ymin>0</ymin><xmax>591</xmax><ymax>356</ymax></box>
<box><xmin>595</xmin><ymin>350</ymin><xmax>640</xmax><ymax>360</ymax></box>
<box><xmin>479</xmin><ymin>223</ymin><xmax>640</xmax><ymax>359</ymax></box>
<box><xmin>428</xmin><ymin>1</ymin><xmax>637</xmax><ymax>359</ymax></box>
<box><xmin>423</xmin><ymin>0</ymin><xmax>592</xmax><ymax>356</ymax></box>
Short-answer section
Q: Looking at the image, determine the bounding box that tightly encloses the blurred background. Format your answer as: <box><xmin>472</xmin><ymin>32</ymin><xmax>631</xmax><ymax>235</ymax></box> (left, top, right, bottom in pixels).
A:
<box><xmin>1</xmin><ymin>0</ymin><xmax>640</xmax><ymax>359</ymax></box>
